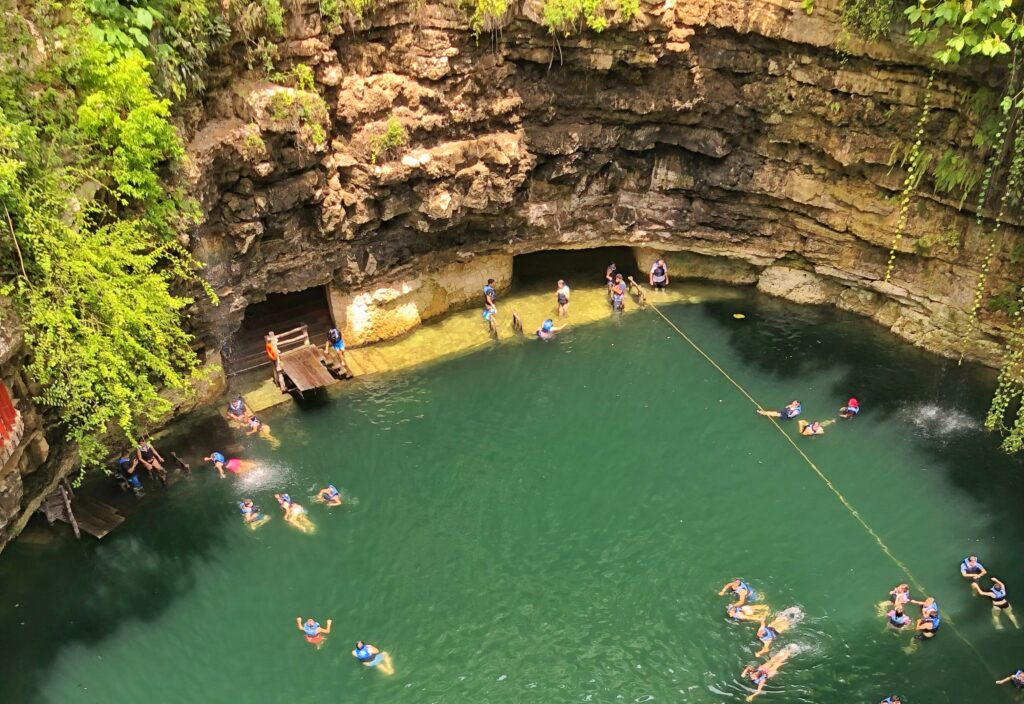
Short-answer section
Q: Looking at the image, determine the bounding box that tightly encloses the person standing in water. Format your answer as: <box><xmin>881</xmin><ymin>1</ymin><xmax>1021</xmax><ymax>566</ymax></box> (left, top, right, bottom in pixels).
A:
<box><xmin>961</xmin><ymin>555</ymin><xmax>987</xmax><ymax>581</ymax></box>
<box><xmin>536</xmin><ymin>319</ymin><xmax>564</xmax><ymax>340</ymax></box>
<box><xmin>556</xmin><ymin>279</ymin><xmax>571</xmax><ymax>317</ymax></box>
<box><xmin>611</xmin><ymin>274</ymin><xmax>627</xmax><ymax>312</ymax></box>
<box><xmin>296</xmin><ymin>617</ymin><xmax>332</xmax><ymax>649</ymax></box>
<box><xmin>483</xmin><ymin>278</ymin><xmax>498</xmax><ymax>324</ymax></box>
<box><xmin>605</xmin><ymin>262</ymin><xmax>618</xmax><ymax>292</ymax></box>
<box><xmin>915</xmin><ymin>607</ymin><xmax>940</xmax><ymax>640</ymax></box>
<box><xmin>136</xmin><ymin>437</ymin><xmax>167</xmax><ymax>485</ymax></box>
<box><xmin>972</xmin><ymin>577</ymin><xmax>1020</xmax><ymax>629</ymax></box>
<box><xmin>719</xmin><ymin>579</ymin><xmax>758</xmax><ymax>606</ymax></box>
<box><xmin>353</xmin><ymin>640</ymin><xmax>395</xmax><ymax>675</ymax></box>
<box><xmin>757</xmin><ymin>400</ymin><xmax>801</xmax><ymax>420</ymax></box>
<box><xmin>649</xmin><ymin>258</ymin><xmax>669</xmax><ymax>289</ymax></box>
<box><xmin>996</xmin><ymin>668</ymin><xmax>1024</xmax><ymax>689</ymax></box>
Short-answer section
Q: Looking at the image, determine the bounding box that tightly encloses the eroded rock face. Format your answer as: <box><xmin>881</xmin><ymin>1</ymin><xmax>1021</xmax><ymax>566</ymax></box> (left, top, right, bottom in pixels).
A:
<box><xmin>184</xmin><ymin>0</ymin><xmax>1023</xmax><ymax>367</ymax></box>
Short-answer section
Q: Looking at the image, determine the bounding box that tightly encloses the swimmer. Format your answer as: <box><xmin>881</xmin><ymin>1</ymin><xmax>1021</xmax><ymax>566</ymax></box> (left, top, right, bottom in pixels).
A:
<box><xmin>611</xmin><ymin>273</ymin><xmax>627</xmax><ymax>312</ymax></box>
<box><xmin>535</xmin><ymin>319</ymin><xmax>564</xmax><ymax>340</ymax></box>
<box><xmin>886</xmin><ymin>606</ymin><xmax>910</xmax><ymax>630</ymax></box>
<box><xmin>754</xmin><ymin>607</ymin><xmax>803</xmax><ymax>656</ymax></box>
<box><xmin>839</xmin><ymin>397</ymin><xmax>860</xmax><ymax>418</ymax></box>
<box><xmin>556</xmin><ymin>279</ymin><xmax>571</xmax><ymax>317</ymax></box>
<box><xmin>972</xmin><ymin>577</ymin><xmax>1020</xmax><ymax>629</ymax></box>
<box><xmin>996</xmin><ymin>668</ymin><xmax>1024</xmax><ymax>689</ymax></box>
<box><xmin>353</xmin><ymin>640</ymin><xmax>394</xmax><ymax>675</ymax></box>
<box><xmin>316</xmin><ymin>484</ymin><xmax>343</xmax><ymax>507</ymax></box>
<box><xmin>797</xmin><ymin>419</ymin><xmax>832</xmax><ymax>436</ymax></box>
<box><xmin>757</xmin><ymin>400</ymin><xmax>802</xmax><ymax>420</ymax></box>
<box><xmin>245</xmin><ymin>415</ymin><xmax>280</xmax><ymax>448</ymax></box>
<box><xmin>136</xmin><ymin>437</ymin><xmax>167</xmax><ymax>484</ymax></box>
<box><xmin>740</xmin><ymin>644</ymin><xmax>798</xmax><ymax>701</ymax></box>
<box><xmin>296</xmin><ymin>617</ymin><xmax>332</xmax><ymax>649</ymax></box>
<box><xmin>961</xmin><ymin>554</ymin><xmax>987</xmax><ymax>581</ymax></box>
<box><xmin>909</xmin><ymin>595</ymin><xmax>939</xmax><ymax>615</ymax></box>
<box><xmin>276</xmin><ymin>493</ymin><xmax>315</xmax><ymax>532</ymax></box>
<box><xmin>915</xmin><ymin>608</ymin><xmax>940</xmax><ymax>640</ymax></box>
<box><xmin>203</xmin><ymin>452</ymin><xmax>253</xmax><ymax>479</ymax></box>
<box><xmin>727</xmin><ymin>604</ymin><xmax>771</xmax><ymax>622</ymax></box>
<box><xmin>880</xmin><ymin>697</ymin><xmax>902</xmax><ymax>704</ymax></box>
<box><xmin>225</xmin><ymin>396</ymin><xmax>251</xmax><ymax>426</ymax></box>
<box><xmin>888</xmin><ymin>583</ymin><xmax>911</xmax><ymax>608</ymax></box>
<box><xmin>649</xmin><ymin>258</ymin><xmax>669</xmax><ymax>289</ymax></box>
<box><xmin>719</xmin><ymin>579</ymin><xmax>758</xmax><ymax>606</ymax></box>
<box><xmin>482</xmin><ymin>278</ymin><xmax>498</xmax><ymax>324</ymax></box>
<box><xmin>239</xmin><ymin>499</ymin><xmax>270</xmax><ymax>528</ymax></box>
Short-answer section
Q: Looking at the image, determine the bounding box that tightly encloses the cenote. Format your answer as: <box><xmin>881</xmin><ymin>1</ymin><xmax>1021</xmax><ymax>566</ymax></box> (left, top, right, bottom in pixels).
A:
<box><xmin>1</xmin><ymin>284</ymin><xmax>1023</xmax><ymax>704</ymax></box>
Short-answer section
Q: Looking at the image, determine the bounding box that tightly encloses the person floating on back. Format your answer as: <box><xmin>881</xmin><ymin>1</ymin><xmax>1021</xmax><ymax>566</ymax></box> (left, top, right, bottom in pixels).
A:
<box><xmin>297</xmin><ymin>617</ymin><xmax>331</xmax><ymax>649</ymax></box>
<box><xmin>276</xmin><ymin>493</ymin><xmax>315</xmax><ymax>533</ymax></box>
<box><xmin>316</xmin><ymin>484</ymin><xmax>343</xmax><ymax>507</ymax></box>
<box><xmin>225</xmin><ymin>396</ymin><xmax>251</xmax><ymax>426</ymax></box>
<box><xmin>611</xmin><ymin>274</ymin><xmax>627</xmax><ymax>312</ymax></box>
<box><xmin>719</xmin><ymin>579</ymin><xmax>758</xmax><ymax>606</ymax></box>
<box><xmin>536</xmin><ymin>319</ymin><xmax>564</xmax><ymax>340</ymax></box>
<box><xmin>839</xmin><ymin>397</ymin><xmax>860</xmax><ymax>418</ymax></box>
<box><xmin>757</xmin><ymin>400</ymin><xmax>801</xmax><ymax>420</ymax></box>
<box><xmin>556</xmin><ymin>279</ymin><xmax>570</xmax><ymax>317</ymax></box>
<box><xmin>727</xmin><ymin>604</ymin><xmax>771</xmax><ymax>622</ymax></box>
<box><xmin>353</xmin><ymin>640</ymin><xmax>395</xmax><ymax>675</ymax></box>
<box><xmin>996</xmin><ymin>668</ymin><xmax>1024</xmax><ymax>689</ymax></box>
<box><xmin>972</xmin><ymin>577</ymin><xmax>1020</xmax><ymax>629</ymax></box>
<box><xmin>239</xmin><ymin>499</ymin><xmax>270</xmax><ymax>529</ymax></box>
<box><xmin>961</xmin><ymin>554</ymin><xmax>987</xmax><ymax>581</ymax></box>
<box><xmin>482</xmin><ymin>278</ymin><xmax>498</xmax><ymax>324</ymax></box>
<box><xmin>649</xmin><ymin>258</ymin><xmax>669</xmax><ymax>289</ymax></box>
<box><xmin>797</xmin><ymin>419</ymin><xmax>832</xmax><ymax>436</ymax></box>
<box><xmin>246</xmin><ymin>415</ymin><xmax>280</xmax><ymax>448</ymax></box>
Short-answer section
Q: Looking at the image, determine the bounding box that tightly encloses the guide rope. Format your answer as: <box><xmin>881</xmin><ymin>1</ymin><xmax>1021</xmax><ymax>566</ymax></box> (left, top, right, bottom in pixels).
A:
<box><xmin>647</xmin><ymin>301</ymin><xmax>997</xmax><ymax>678</ymax></box>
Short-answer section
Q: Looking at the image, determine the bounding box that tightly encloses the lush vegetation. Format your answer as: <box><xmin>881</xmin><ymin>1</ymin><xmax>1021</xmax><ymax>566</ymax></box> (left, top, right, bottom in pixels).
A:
<box><xmin>460</xmin><ymin>0</ymin><xmax>637</xmax><ymax>37</ymax></box>
<box><xmin>369</xmin><ymin>117</ymin><xmax>409</xmax><ymax>164</ymax></box>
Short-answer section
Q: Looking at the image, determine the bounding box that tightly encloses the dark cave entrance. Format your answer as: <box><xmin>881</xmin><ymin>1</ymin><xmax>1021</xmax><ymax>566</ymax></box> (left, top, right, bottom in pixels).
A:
<box><xmin>511</xmin><ymin>246</ymin><xmax>640</xmax><ymax>286</ymax></box>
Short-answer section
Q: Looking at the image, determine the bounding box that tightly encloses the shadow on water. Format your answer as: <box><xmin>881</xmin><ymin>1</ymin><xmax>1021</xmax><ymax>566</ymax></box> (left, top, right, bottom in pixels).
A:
<box><xmin>0</xmin><ymin>412</ymin><xmax>244</xmax><ymax>704</ymax></box>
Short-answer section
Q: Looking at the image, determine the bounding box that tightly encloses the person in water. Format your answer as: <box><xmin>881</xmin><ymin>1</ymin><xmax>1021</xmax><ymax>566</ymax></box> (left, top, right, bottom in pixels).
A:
<box><xmin>353</xmin><ymin>640</ymin><xmax>395</xmax><ymax>675</ymax></box>
<box><xmin>797</xmin><ymin>419</ymin><xmax>829</xmax><ymax>436</ymax></box>
<box><xmin>887</xmin><ymin>606</ymin><xmax>910</xmax><ymax>630</ymax></box>
<box><xmin>753</xmin><ymin>607</ymin><xmax>803</xmax><ymax>656</ymax></box>
<box><xmin>225</xmin><ymin>396</ymin><xmax>251</xmax><ymax>426</ymax></box>
<box><xmin>611</xmin><ymin>274</ymin><xmax>627</xmax><ymax>312</ymax></box>
<box><xmin>536</xmin><ymin>319</ymin><xmax>565</xmax><ymax>340</ymax></box>
<box><xmin>649</xmin><ymin>258</ymin><xmax>669</xmax><ymax>289</ymax></box>
<box><xmin>296</xmin><ymin>617</ymin><xmax>332</xmax><ymax>649</ymax></box>
<box><xmin>316</xmin><ymin>484</ymin><xmax>343</xmax><ymax>507</ymax></box>
<box><xmin>719</xmin><ymin>579</ymin><xmax>758</xmax><ymax>606</ymax></box>
<box><xmin>238</xmin><ymin>499</ymin><xmax>269</xmax><ymax>527</ymax></box>
<box><xmin>605</xmin><ymin>262</ymin><xmax>618</xmax><ymax>292</ymax></box>
<box><xmin>245</xmin><ymin>415</ymin><xmax>280</xmax><ymax>448</ymax></box>
<box><xmin>740</xmin><ymin>644</ymin><xmax>798</xmax><ymax>701</ymax></box>
<box><xmin>482</xmin><ymin>278</ymin><xmax>498</xmax><ymax>324</ymax></box>
<box><xmin>972</xmin><ymin>577</ymin><xmax>1020</xmax><ymax>629</ymax></box>
<box><xmin>839</xmin><ymin>397</ymin><xmax>860</xmax><ymax>418</ymax></box>
<box><xmin>135</xmin><ymin>437</ymin><xmax>168</xmax><ymax>484</ymax></box>
<box><xmin>961</xmin><ymin>555</ymin><xmax>987</xmax><ymax>581</ymax></box>
<box><xmin>915</xmin><ymin>607</ymin><xmax>940</xmax><ymax>640</ymax></box>
<box><xmin>889</xmin><ymin>583</ymin><xmax>911</xmax><ymax>608</ymax></box>
<box><xmin>203</xmin><ymin>452</ymin><xmax>252</xmax><ymax>479</ymax></box>
<box><xmin>556</xmin><ymin>279</ymin><xmax>571</xmax><ymax>317</ymax></box>
<box><xmin>757</xmin><ymin>400</ymin><xmax>801</xmax><ymax>420</ymax></box>
<box><xmin>324</xmin><ymin>327</ymin><xmax>346</xmax><ymax>366</ymax></box>
<box><xmin>276</xmin><ymin>493</ymin><xmax>315</xmax><ymax>532</ymax></box>
<box><xmin>880</xmin><ymin>697</ymin><xmax>902</xmax><ymax>704</ymax></box>
<box><xmin>996</xmin><ymin>668</ymin><xmax>1024</xmax><ymax>689</ymax></box>
<box><xmin>727</xmin><ymin>604</ymin><xmax>771</xmax><ymax>622</ymax></box>
<box><xmin>115</xmin><ymin>450</ymin><xmax>144</xmax><ymax>496</ymax></box>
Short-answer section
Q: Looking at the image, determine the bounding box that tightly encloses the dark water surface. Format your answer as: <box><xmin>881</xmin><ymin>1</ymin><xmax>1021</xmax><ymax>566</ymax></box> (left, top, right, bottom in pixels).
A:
<box><xmin>1</xmin><ymin>287</ymin><xmax>1023</xmax><ymax>704</ymax></box>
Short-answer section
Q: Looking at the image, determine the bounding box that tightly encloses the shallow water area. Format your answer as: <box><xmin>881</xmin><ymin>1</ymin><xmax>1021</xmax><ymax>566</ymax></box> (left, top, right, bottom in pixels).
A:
<box><xmin>2</xmin><ymin>284</ymin><xmax>1024</xmax><ymax>704</ymax></box>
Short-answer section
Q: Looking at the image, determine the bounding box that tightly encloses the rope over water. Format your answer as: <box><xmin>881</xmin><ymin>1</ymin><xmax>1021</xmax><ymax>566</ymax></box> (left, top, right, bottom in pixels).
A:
<box><xmin>645</xmin><ymin>301</ymin><xmax>1000</xmax><ymax>681</ymax></box>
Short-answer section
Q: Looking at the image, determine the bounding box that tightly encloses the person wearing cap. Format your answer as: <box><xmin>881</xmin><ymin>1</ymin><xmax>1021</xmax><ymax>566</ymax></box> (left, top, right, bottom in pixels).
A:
<box><xmin>536</xmin><ymin>319</ymin><xmax>564</xmax><ymax>340</ymax></box>
<box><xmin>839</xmin><ymin>397</ymin><xmax>860</xmax><ymax>418</ymax></box>
<box><xmin>556</xmin><ymin>279</ymin><xmax>571</xmax><ymax>317</ymax></box>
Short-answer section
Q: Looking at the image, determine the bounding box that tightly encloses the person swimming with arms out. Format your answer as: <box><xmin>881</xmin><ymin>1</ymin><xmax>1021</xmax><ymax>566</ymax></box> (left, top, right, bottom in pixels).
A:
<box><xmin>649</xmin><ymin>258</ymin><xmax>669</xmax><ymax>289</ymax></box>
<box><xmin>296</xmin><ymin>617</ymin><xmax>332</xmax><ymax>649</ymax></box>
<box><xmin>353</xmin><ymin>640</ymin><xmax>394</xmax><ymax>675</ymax></box>
<box><xmin>727</xmin><ymin>604</ymin><xmax>772</xmax><ymax>622</ymax></box>
<box><xmin>909</xmin><ymin>595</ymin><xmax>938</xmax><ymax>616</ymax></box>
<box><xmin>839</xmin><ymin>397</ymin><xmax>860</xmax><ymax>419</ymax></box>
<box><xmin>886</xmin><ymin>606</ymin><xmax>910</xmax><ymax>630</ymax></box>
<box><xmin>961</xmin><ymin>554</ymin><xmax>987</xmax><ymax>581</ymax></box>
<box><xmin>757</xmin><ymin>400</ymin><xmax>801</xmax><ymax>420</ymax></box>
<box><xmin>972</xmin><ymin>576</ymin><xmax>1021</xmax><ymax>629</ymax></box>
<box><xmin>753</xmin><ymin>607</ymin><xmax>803</xmax><ymax>657</ymax></box>
<box><xmin>610</xmin><ymin>273</ymin><xmax>627</xmax><ymax>312</ymax></box>
<box><xmin>316</xmin><ymin>484</ymin><xmax>343</xmax><ymax>507</ymax></box>
<box><xmin>556</xmin><ymin>279</ymin><xmax>571</xmax><ymax>317</ymax></box>
<box><xmin>115</xmin><ymin>450</ymin><xmax>144</xmax><ymax>496</ymax></box>
<box><xmin>136</xmin><ymin>436</ymin><xmax>168</xmax><ymax>485</ymax></box>
<box><xmin>996</xmin><ymin>668</ymin><xmax>1024</xmax><ymax>689</ymax></box>
<box><xmin>719</xmin><ymin>579</ymin><xmax>758</xmax><ymax>606</ymax></box>
<box><xmin>276</xmin><ymin>493</ymin><xmax>315</xmax><ymax>533</ymax></box>
<box><xmin>740</xmin><ymin>644</ymin><xmax>799</xmax><ymax>701</ymax></box>
<box><xmin>535</xmin><ymin>319</ymin><xmax>565</xmax><ymax>340</ymax></box>
<box><xmin>239</xmin><ymin>499</ymin><xmax>270</xmax><ymax>529</ymax></box>
<box><xmin>225</xmin><ymin>396</ymin><xmax>251</xmax><ymax>426</ymax></box>
<box><xmin>203</xmin><ymin>452</ymin><xmax>253</xmax><ymax>479</ymax></box>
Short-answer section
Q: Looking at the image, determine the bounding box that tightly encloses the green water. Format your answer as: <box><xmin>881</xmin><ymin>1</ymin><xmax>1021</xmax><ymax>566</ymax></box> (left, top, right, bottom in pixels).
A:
<box><xmin>2</xmin><ymin>287</ymin><xmax>1024</xmax><ymax>704</ymax></box>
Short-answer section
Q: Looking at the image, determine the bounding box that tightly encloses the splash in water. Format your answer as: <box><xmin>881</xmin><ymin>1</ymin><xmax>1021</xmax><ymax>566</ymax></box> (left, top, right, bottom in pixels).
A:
<box><xmin>903</xmin><ymin>403</ymin><xmax>975</xmax><ymax>437</ymax></box>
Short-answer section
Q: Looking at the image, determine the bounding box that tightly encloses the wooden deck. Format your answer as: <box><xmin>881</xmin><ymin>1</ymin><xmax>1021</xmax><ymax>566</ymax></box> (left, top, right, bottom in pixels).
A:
<box><xmin>39</xmin><ymin>480</ymin><xmax>125</xmax><ymax>540</ymax></box>
<box><xmin>278</xmin><ymin>346</ymin><xmax>337</xmax><ymax>392</ymax></box>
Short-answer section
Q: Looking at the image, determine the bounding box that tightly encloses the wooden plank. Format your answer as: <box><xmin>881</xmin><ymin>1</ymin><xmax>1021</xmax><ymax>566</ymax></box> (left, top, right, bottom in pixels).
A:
<box><xmin>278</xmin><ymin>346</ymin><xmax>336</xmax><ymax>392</ymax></box>
<box><xmin>72</xmin><ymin>498</ymin><xmax>125</xmax><ymax>540</ymax></box>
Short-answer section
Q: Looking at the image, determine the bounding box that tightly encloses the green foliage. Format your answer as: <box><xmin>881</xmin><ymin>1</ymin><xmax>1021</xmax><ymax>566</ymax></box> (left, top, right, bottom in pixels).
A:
<box><xmin>801</xmin><ymin>0</ymin><xmax>815</xmax><ymax>15</ymax></box>
<box><xmin>268</xmin><ymin>89</ymin><xmax>329</xmax><ymax>147</ymax></box>
<box><xmin>292</xmin><ymin>63</ymin><xmax>315</xmax><ymax>91</ymax></box>
<box><xmin>260</xmin><ymin>0</ymin><xmax>285</xmax><ymax>35</ymax></box>
<box><xmin>461</xmin><ymin>0</ymin><xmax>510</xmax><ymax>36</ymax></box>
<box><xmin>369</xmin><ymin>117</ymin><xmax>409</xmax><ymax>164</ymax></box>
<box><xmin>840</xmin><ymin>0</ymin><xmax>900</xmax><ymax>41</ymax></box>
<box><xmin>932</xmin><ymin>148</ymin><xmax>983</xmax><ymax>208</ymax></box>
<box><xmin>906</xmin><ymin>0</ymin><xmax>1023</xmax><ymax>65</ymax></box>
<box><xmin>541</xmin><ymin>0</ymin><xmax>638</xmax><ymax>36</ymax></box>
<box><xmin>913</xmin><ymin>228</ymin><xmax>961</xmax><ymax>253</ymax></box>
<box><xmin>0</xmin><ymin>4</ymin><xmax>211</xmax><ymax>467</ymax></box>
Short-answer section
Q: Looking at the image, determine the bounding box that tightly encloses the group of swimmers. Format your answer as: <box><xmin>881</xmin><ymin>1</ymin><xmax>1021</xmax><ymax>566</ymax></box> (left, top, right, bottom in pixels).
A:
<box><xmin>296</xmin><ymin>616</ymin><xmax>395</xmax><ymax>673</ymax></box>
<box><xmin>718</xmin><ymin>579</ymin><xmax>804</xmax><ymax>701</ymax></box>
<box><xmin>756</xmin><ymin>397</ymin><xmax>860</xmax><ymax>436</ymax></box>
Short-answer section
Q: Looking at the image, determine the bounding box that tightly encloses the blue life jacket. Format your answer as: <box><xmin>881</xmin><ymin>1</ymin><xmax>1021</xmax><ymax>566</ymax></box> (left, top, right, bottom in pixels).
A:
<box><xmin>926</xmin><ymin>614</ymin><xmax>940</xmax><ymax>629</ymax></box>
<box><xmin>117</xmin><ymin>457</ymin><xmax>132</xmax><ymax>473</ymax></box>
<box><xmin>1013</xmin><ymin>670</ymin><xmax>1024</xmax><ymax>687</ymax></box>
<box><xmin>752</xmin><ymin>670</ymin><xmax>767</xmax><ymax>685</ymax></box>
<box><xmin>228</xmin><ymin>398</ymin><xmax>245</xmax><ymax>415</ymax></box>
<box><xmin>483</xmin><ymin>285</ymin><xmax>496</xmax><ymax>303</ymax></box>
<box><xmin>239</xmin><ymin>502</ymin><xmax>254</xmax><ymax>515</ymax></box>
<box><xmin>326</xmin><ymin>485</ymin><xmax>339</xmax><ymax>498</ymax></box>
<box><xmin>328</xmin><ymin>328</ymin><xmax>342</xmax><ymax>344</ymax></box>
<box><xmin>993</xmin><ymin>585</ymin><xmax>1007</xmax><ymax>600</ymax></box>
<box><xmin>303</xmin><ymin>621</ymin><xmax>320</xmax><ymax>637</ymax></box>
<box><xmin>962</xmin><ymin>558</ymin><xmax>984</xmax><ymax>574</ymax></box>
<box><xmin>758</xmin><ymin>626</ymin><xmax>777</xmax><ymax>643</ymax></box>
<box><xmin>542</xmin><ymin>320</ymin><xmax>553</xmax><ymax>333</ymax></box>
<box><xmin>281</xmin><ymin>494</ymin><xmax>291</xmax><ymax>504</ymax></box>
<box><xmin>786</xmin><ymin>404</ymin><xmax>802</xmax><ymax>418</ymax></box>
<box><xmin>355</xmin><ymin>645</ymin><xmax>372</xmax><ymax>662</ymax></box>
<box><xmin>734</xmin><ymin>580</ymin><xmax>752</xmax><ymax>595</ymax></box>
<box><xmin>888</xmin><ymin>612</ymin><xmax>908</xmax><ymax>627</ymax></box>
<box><xmin>211</xmin><ymin>452</ymin><xmax>225</xmax><ymax>464</ymax></box>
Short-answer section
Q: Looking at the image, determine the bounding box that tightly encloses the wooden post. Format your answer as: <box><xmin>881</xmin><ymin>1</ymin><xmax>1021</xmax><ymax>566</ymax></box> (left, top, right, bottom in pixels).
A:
<box><xmin>60</xmin><ymin>481</ymin><xmax>80</xmax><ymax>540</ymax></box>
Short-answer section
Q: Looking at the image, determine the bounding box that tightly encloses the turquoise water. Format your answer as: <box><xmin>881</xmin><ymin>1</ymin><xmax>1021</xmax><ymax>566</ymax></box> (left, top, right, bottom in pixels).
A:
<box><xmin>1</xmin><ymin>287</ymin><xmax>1023</xmax><ymax>703</ymax></box>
